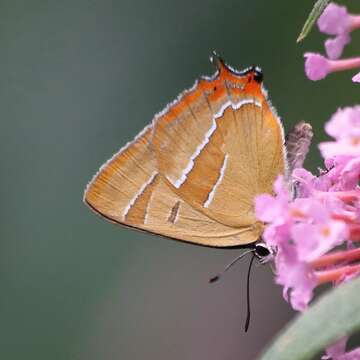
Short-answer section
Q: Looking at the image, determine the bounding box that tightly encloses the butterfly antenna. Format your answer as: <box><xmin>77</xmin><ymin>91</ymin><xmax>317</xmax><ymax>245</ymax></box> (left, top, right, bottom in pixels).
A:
<box><xmin>245</xmin><ymin>254</ymin><xmax>256</xmax><ymax>332</ymax></box>
<box><xmin>209</xmin><ymin>249</ymin><xmax>254</xmax><ymax>283</ymax></box>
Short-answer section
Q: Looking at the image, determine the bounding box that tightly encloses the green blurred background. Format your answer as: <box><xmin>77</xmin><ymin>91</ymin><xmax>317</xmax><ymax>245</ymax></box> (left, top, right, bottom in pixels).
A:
<box><xmin>1</xmin><ymin>0</ymin><xmax>360</xmax><ymax>359</ymax></box>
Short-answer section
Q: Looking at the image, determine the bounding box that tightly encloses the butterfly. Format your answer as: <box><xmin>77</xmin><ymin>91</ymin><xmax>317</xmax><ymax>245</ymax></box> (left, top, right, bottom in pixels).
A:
<box><xmin>84</xmin><ymin>53</ymin><xmax>312</xmax><ymax>251</ymax></box>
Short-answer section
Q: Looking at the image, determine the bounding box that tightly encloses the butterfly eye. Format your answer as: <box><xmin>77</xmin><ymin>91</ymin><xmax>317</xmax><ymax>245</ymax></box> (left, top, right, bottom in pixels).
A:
<box><xmin>253</xmin><ymin>68</ymin><xmax>263</xmax><ymax>83</ymax></box>
<box><xmin>254</xmin><ymin>243</ymin><xmax>271</xmax><ymax>257</ymax></box>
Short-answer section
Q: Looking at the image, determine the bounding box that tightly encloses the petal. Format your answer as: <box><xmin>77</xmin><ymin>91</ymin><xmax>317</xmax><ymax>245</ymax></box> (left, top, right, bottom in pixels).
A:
<box><xmin>292</xmin><ymin>219</ymin><xmax>347</xmax><ymax>262</ymax></box>
<box><xmin>342</xmin><ymin>347</ymin><xmax>360</xmax><ymax>359</ymax></box>
<box><xmin>319</xmin><ymin>140</ymin><xmax>360</xmax><ymax>159</ymax></box>
<box><xmin>291</xmin><ymin>223</ymin><xmax>320</xmax><ymax>262</ymax></box>
<box><xmin>324</xmin><ymin>106</ymin><xmax>360</xmax><ymax>140</ymax></box>
<box><xmin>276</xmin><ymin>258</ymin><xmax>316</xmax><ymax>311</ymax></box>
<box><xmin>292</xmin><ymin>168</ymin><xmax>316</xmax><ymax>197</ymax></box>
<box><xmin>340</xmin><ymin>157</ymin><xmax>360</xmax><ymax>190</ymax></box>
<box><xmin>255</xmin><ymin>194</ymin><xmax>278</xmax><ymax>222</ymax></box>
<box><xmin>262</xmin><ymin>222</ymin><xmax>291</xmax><ymax>247</ymax></box>
<box><xmin>325</xmin><ymin>33</ymin><xmax>351</xmax><ymax>59</ymax></box>
<box><xmin>352</xmin><ymin>72</ymin><xmax>360</xmax><ymax>83</ymax></box>
<box><xmin>323</xmin><ymin>337</ymin><xmax>348</xmax><ymax>359</ymax></box>
<box><xmin>273</xmin><ymin>175</ymin><xmax>288</xmax><ymax>199</ymax></box>
<box><xmin>304</xmin><ymin>53</ymin><xmax>331</xmax><ymax>81</ymax></box>
<box><xmin>292</xmin><ymin>198</ymin><xmax>329</xmax><ymax>223</ymax></box>
<box><xmin>317</xmin><ymin>3</ymin><xmax>351</xmax><ymax>35</ymax></box>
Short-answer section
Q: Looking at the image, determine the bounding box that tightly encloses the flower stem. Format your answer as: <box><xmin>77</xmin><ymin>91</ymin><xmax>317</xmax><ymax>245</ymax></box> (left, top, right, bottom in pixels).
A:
<box><xmin>329</xmin><ymin>57</ymin><xmax>360</xmax><ymax>73</ymax></box>
<box><xmin>349</xmin><ymin>225</ymin><xmax>360</xmax><ymax>241</ymax></box>
<box><xmin>316</xmin><ymin>263</ymin><xmax>360</xmax><ymax>284</ymax></box>
<box><xmin>311</xmin><ymin>248</ymin><xmax>360</xmax><ymax>269</ymax></box>
<box><xmin>350</xmin><ymin>15</ymin><xmax>360</xmax><ymax>31</ymax></box>
<box><xmin>333</xmin><ymin>190</ymin><xmax>360</xmax><ymax>203</ymax></box>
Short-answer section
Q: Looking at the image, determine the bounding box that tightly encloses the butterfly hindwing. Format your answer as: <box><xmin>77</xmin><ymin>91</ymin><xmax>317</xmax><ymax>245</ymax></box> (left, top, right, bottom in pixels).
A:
<box><xmin>84</xmin><ymin>123</ymin><xmax>260</xmax><ymax>246</ymax></box>
<box><xmin>84</xmin><ymin>56</ymin><xmax>287</xmax><ymax>247</ymax></box>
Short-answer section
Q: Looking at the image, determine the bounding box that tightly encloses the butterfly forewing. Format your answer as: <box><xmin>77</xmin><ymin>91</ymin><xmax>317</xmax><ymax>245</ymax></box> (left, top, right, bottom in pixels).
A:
<box><xmin>84</xmin><ymin>56</ymin><xmax>286</xmax><ymax>247</ymax></box>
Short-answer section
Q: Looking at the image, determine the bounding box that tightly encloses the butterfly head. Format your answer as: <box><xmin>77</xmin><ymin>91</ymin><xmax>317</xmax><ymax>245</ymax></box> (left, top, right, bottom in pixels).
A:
<box><xmin>210</xmin><ymin>51</ymin><xmax>264</xmax><ymax>95</ymax></box>
<box><xmin>254</xmin><ymin>242</ymin><xmax>274</xmax><ymax>264</ymax></box>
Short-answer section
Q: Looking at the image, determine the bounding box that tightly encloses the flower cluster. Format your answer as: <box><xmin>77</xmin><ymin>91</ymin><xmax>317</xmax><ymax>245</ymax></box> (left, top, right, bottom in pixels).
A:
<box><xmin>304</xmin><ymin>3</ymin><xmax>360</xmax><ymax>82</ymax></box>
<box><xmin>256</xmin><ymin>105</ymin><xmax>360</xmax><ymax>311</ymax></box>
<box><xmin>255</xmin><ymin>3</ymin><xmax>360</xmax><ymax>358</ymax></box>
<box><xmin>256</xmin><ymin>107</ymin><xmax>360</xmax><ymax>359</ymax></box>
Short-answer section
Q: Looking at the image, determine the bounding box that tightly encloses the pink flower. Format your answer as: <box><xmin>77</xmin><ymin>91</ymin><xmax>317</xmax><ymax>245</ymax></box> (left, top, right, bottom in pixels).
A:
<box><xmin>320</xmin><ymin>143</ymin><xmax>360</xmax><ymax>159</ymax></box>
<box><xmin>292</xmin><ymin>167</ymin><xmax>332</xmax><ymax>195</ymax></box>
<box><xmin>323</xmin><ymin>337</ymin><xmax>348</xmax><ymax>360</ymax></box>
<box><xmin>276</xmin><ymin>252</ymin><xmax>316</xmax><ymax>311</ymax></box>
<box><xmin>304</xmin><ymin>53</ymin><xmax>331</xmax><ymax>80</ymax></box>
<box><xmin>318</xmin><ymin>3</ymin><xmax>353</xmax><ymax>59</ymax></box>
<box><xmin>325</xmin><ymin>106</ymin><xmax>360</xmax><ymax>140</ymax></box>
<box><xmin>256</xmin><ymin>178</ymin><xmax>315</xmax><ymax>310</ymax></box>
<box><xmin>274</xmin><ymin>234</ymin><xmax>317</xmax><ymax>311</ymax></box>
<box><xmin>341</xmin><ymin>348</ymin><xmax>360</xmax><ymax>360</ymax></box>
<box><xmin>318</xmin><ymin>3</ymin><xmax>351</xmax><ymax>35</ymax></box>
<box><xmin>255</xmin><ymin>102</ymin><xmax>360</xmax><ymax>326</ymax></box>
<box><xmin>283</xmin><ymin>7</ymin><xmax>360</xmax><ymax>353</ymax></box>
<box><xmin>255</xmin><ymin>176</ymin><xmax>291</xmax><ymax>247</ymax></box>
<box><xmin>325</xmin><ymin>34</ymin><xmax>351</xmax><ymax>60</ymax></box>
<box><xmin>321</xmin><ymin>156</ymin><xmax>357</xmax><ymax>191</ymax></box>
<box><xmin>255</xmin><ymin>176</ymin><xmax>289</xmax><ymax>221</ymax></box>
<box><xmin>319</xmin><ymin>106</ymin><xmax>360</xmax><ymax>158</ymax></box>
<box><xmin>255</xmin><ymin>193</ymin><xmax>286</xmax><ymax>224</ymax></box>
<box><xmin>304</xmin><ymin>54</ymin><xmax>360</xmax><ymax>82</ymax></box>
<box><xmin>323</xmin><ymin>337</ymin><xmax>360</xmax><ymax>360</ymax></box>
<box><xmin>340</xmin><ymin>157</ymin><xmax>360</xmax><ymax>190</ymax></box>
<box><xmin>307</xmin><ymin>3</ymin><xmax>360</xmax><ymax>79</ymax></box>
<box><xmin>256</xmin><ymin>157</ymin><xmax>360</xmax><ymax>311</ymax></box>
<box><xmin>292</xmin><ymin>220</ymin><xmax>347</xmax><ymax>262</ymax></box>
<box><xmin>262</xmin><ymin>222</ymin><xmax>291</xmax><ymax>249</ymax></box>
